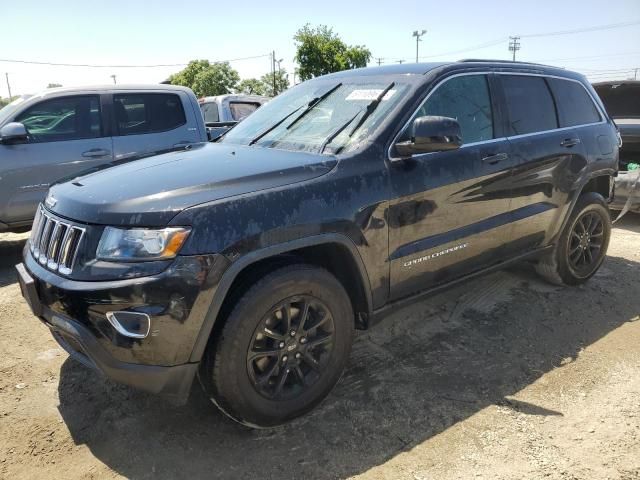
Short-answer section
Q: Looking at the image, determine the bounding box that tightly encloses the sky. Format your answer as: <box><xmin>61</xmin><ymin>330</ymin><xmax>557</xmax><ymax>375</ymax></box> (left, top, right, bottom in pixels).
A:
<box><xmin>2</xmin><ymin>0</ymin><xmax>639</xmax><ymax>97</ymax></box>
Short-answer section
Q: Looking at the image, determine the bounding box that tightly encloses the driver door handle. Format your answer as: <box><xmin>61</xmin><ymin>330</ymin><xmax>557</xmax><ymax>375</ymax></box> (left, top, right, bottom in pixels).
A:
<box><xmin>82</xmin><ymin>148</ymin><xmax>110</xmax><ymax>158</ymax></box>
<box><xmin>481</xmin><ymin>152</ymin><xmax>509</xmax><ymax>165</ymax></box>
<box><xmin>173</xmin><ymin>142</ymin><xmax>193</xmax><ymax>150</ymax></box>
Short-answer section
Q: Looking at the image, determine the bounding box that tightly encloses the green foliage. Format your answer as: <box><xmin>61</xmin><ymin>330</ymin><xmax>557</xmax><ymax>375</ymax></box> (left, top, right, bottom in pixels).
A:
<box><xmin>169</xmin><ymin>60</ymin><xmax>240</xmax><ymax>97</ymax></box>
<box><xmin>238</xmin><ymin>78</ymin><xmax>267</xmax><ymax>96</ymax></box>
<box><xmin>294</xmin><ymin>24</ymin><xmax>372</xmax><ymax>81</ymax></box>
<box><xmin>260</xmin><ymin>69</ymin><xmax>289</xmax><ymax>97</ymax></box>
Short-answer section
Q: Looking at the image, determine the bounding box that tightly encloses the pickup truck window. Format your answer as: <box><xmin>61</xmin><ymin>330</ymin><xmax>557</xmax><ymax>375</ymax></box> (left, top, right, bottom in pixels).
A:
<box><xmin>114</xmin><ymin>93</ymin><xmax>186</xmax><ymax>136</ymax></box>
<box><xmin>229</xmin><ymin>102</ymin><xmax>261</xmax><ymax>121</ymax></box>
<box><xmin>222</xmin><ymin>82</ymin><xmax>408</xmax><ymax>154</ymax></box>
<box><xmin>15</xmin><ymin>95</ymin><xmax>102</xmax><ymax>143</ymax></box>
<box><xmin>548</xmin><ymin>78</ymin><xmax>601</xmax><ymax>127</ymax></box>
<box><xmin>201</xmin><ymin>102</ymin><xmax>219</xmax><ymax>123</ymax></box>
<box><xmin>401</xmin><ymin>74</ymin><xmax>494</xmax><ymax>144</ymax></box>
<box><xmin>502</xmin><ymin>75</ymin><xmax>558</xmax><ymax>136</ymax></box>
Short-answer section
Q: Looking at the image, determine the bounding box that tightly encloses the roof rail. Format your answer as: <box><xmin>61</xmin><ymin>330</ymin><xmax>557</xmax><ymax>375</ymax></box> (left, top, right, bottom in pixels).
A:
<box><xmin>458</xmin><ymin>58</ymin><xmax>554</xmax><ymax>68</ymax></box>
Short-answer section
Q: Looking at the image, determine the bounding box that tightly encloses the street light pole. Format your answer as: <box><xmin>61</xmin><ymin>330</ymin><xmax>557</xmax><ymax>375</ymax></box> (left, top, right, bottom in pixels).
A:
<box><xmin>412</xmin><ymin>30</ymin><xmax>427</xmax><ymax>63</ymax></box>
<box><xmin>110</xmin><ymin>74</ymin><xmax>117</xmax><ymax>85</ymax></box>
<box><xmin>5</xmin><ymin>73</ymin><xmax>12</xmax><ymax>99</ymax></box>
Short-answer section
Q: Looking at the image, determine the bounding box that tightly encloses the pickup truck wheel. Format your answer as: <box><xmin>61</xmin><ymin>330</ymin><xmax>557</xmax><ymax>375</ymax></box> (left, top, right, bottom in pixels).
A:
<box><xmin>535</xmin><ymin>192</ymin><xmax>611</xmax><ymax>285</ymax></box>
<box><xmin>199</xmin><ymin>264</ymin><xmax>354</xmax><ymax>428</ymax></box>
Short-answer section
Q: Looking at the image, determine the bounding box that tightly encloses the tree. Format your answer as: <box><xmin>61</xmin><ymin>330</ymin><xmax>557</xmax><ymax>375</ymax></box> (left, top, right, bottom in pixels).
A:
<box><xmin>294</xmin><ymin>24</ymin><xmax>371</xmax><ymax>81</ymax></box>
<box><xmin>260</xmin><ymin>69</ymin><xmax>289</xmax><ymax>97</ymax></box>
<box><xmin>47</xmin><ymin>83</ymin><xmax>62</xmax><ymax>89</ymax></box>
<box><xmin>238</xmin><ymin>78</ymin><xmax>266</xmax><ymax>96</ymax></box>
<box><xmin>169</xmin><ymin>60</ymin><xmax>240</xmax><ymax>97</ymax></box>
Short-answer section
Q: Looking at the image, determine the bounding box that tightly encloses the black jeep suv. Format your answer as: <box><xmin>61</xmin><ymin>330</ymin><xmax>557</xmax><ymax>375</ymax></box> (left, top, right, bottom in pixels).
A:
<box><xmin>17</xmin><ymin>61</ymin><xmax>618</xmax><ymax>427</ymax></box>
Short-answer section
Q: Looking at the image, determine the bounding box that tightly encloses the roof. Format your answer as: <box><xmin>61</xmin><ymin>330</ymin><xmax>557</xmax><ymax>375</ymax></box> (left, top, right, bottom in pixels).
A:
<box><xmin>199</xmin><ymin>94</ymin><xmax>271</xmax><ymax>103</ymax></box>
<box><xmin>28</xmin><ymin>83</ymin><xmax>193</xmax><ymax>100</ymax></box>
<box><xmin>318</xmin><ymin>60</ymin><xmax>577</xmax><ymax>80</ymax></box>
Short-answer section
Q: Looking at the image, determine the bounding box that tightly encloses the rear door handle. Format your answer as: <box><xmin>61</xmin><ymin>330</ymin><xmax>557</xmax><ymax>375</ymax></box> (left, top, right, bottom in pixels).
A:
<box><xmin>481</xmin><ymin>152</ymin><xmax>509</xmax><ymax>165</ymax></box>
<box><xmin>561</xmin><ymin>138</ymin><xmax>581</xmax><ymax>148</ymax></box>
<box><xmin>173</xmin><ymin>142</ymin><xmax>193</xmax><ymax>150</ymax></box>
<box><xmin>81</xmin><ymin>148</ymin><xmax>110</xmax><ymax>158</ymax></box>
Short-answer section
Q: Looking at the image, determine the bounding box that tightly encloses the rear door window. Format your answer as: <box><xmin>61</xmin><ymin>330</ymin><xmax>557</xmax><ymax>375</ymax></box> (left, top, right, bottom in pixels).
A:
<box><xmin>501</xmin><ymin>75</ymin><xmax>558</xmax><ymax>136</ymax></box>
<box><xmin>548</xmin><ymin>78</ymin><xmax>601</xmax><ymax>127</ymax></box>
<box><xmin>229</xmin><ymin>102</ymin><xmax>261</xmax><ymax>121</ymax></box>
<box><xmin>16</xmin><ymin>96</ymin><xmax>102</xmax><ymax>143</ymax></box>
<box><xmin>114</xmin><ymin>93</ymin><xmax>186</xmax><ymax>135</ymax></box>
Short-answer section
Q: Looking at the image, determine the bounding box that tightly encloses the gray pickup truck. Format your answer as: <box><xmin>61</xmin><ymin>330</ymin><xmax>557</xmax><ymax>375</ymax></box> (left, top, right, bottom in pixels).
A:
<box><xmin>0</xmin><ymin>85</ymin><xmax>207</xmax><ymax>233</ymax></box>
<box><xmin>199</xmin><ymin>94</ymin><xmax>269</xmax><ymax>140</ymax></box>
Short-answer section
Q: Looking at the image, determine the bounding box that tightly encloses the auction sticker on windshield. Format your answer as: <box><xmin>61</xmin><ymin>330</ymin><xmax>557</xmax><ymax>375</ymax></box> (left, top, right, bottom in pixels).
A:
<box><xmin>346</xmin><ymin>89</ymin><xmax>396</xmax><ymax>101</ymax></box>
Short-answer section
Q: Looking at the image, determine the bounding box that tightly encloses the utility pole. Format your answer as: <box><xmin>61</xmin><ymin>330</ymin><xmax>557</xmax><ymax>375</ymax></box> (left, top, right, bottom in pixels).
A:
<box><xmin>275</xmin><ymin>58</ymin><xmax>283</xmax><ymax>93</ymax></box>
<box><xmin>376</xmin><ymin>57</ymin><xmax>383</xmax><ymax>66</ymax></box>
<box><xmin>412</xmin><ymin>30</ymin><xmax>427</xmax><ymax>63</ymax></box>
<box><xmin>271</xmin><ymin>51</ymin><xmax>276</xmax><ymax>96</ymax></box>
<box><xmin>5</xmin><ymin>73</ymin><xmax>12</xmax><ymax>99</ymax></box>
<box><xmin>635</xmin><ymin>68</ymin><xmax>639</xmax><ymax>81</ymax></box>
<box><xmin>508</xmin><ymin>36</ymin><xmax>521</xmax><ymax>61</ymax></box>
<box><xmin>110</xmin><ymin>74</ymin><xmax>117</xmax><ymax>85</ymax></box>
<box><xmin>398</xmin><ymin>59</ymin><xmax>405</xmax><ymax>64</ymax></box>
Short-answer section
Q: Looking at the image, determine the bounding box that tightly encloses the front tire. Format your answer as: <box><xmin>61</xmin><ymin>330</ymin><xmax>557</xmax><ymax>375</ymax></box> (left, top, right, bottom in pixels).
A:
<box><xmin>200</xmin><ymin>264</ymin><xmax>354</xmax><ymax>428</ymax></box>
<box><xmin>536</xmin><ymin>192</ymin><xmax>611</xmax><ymax>285</ymax></box>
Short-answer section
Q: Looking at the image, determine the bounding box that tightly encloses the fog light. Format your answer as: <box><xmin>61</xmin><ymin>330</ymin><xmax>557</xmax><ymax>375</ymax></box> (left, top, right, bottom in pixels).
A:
<box><xmin>106</xmin><ymin>311</ymin><xmax>151</xmax><ymax>339</ymax></box>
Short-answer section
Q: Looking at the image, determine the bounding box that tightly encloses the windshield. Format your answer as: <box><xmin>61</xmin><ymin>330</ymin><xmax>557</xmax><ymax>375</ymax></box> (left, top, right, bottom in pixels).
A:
<box><xmin>0</xmin><ymin>95</ymin><xmax>32</xmax><ymax>125</ymax></box>
<box><xmin>221</xmin><ymin>80</ymin><xmax>408</xmax><ymax>154</ymax></box>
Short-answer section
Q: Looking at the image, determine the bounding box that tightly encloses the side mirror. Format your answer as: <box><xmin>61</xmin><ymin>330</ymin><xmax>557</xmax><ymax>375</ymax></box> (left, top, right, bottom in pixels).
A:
<box><xmin>394</xmin><ymin>116</ymin><xmax>462</xmax><ymax>158</ymax></box>
<box><xmin>0</xmin><ymin>122</ymin><xmax>29</xmax><ymax>145</ymax></box>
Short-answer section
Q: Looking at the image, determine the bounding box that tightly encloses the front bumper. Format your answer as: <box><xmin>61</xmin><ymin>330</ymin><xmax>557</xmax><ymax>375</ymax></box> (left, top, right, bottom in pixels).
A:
<box><xmin>17</xmin><ymin>250</ymin><xmax>227</xmax><ymax>402</ymax></box>
<box><xmin>612</xmin><ymin>171</ymin><xmax>640</xmax><ymax>213</ymax></box>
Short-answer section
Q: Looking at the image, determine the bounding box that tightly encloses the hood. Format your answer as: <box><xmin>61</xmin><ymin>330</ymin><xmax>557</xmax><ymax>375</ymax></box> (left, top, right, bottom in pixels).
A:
<box><xmin>594</xmin><ymin>81</ymin><xmax>640</xmax><ymax>120</ymax></box>
<box><xmin>48</xmin><ymin>143</ymin><xmax>336</xmax><ymax>226</ymax></box>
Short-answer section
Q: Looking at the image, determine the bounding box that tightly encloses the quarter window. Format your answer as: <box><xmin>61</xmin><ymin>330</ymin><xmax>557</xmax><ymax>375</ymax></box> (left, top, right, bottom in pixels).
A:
<box><xmin>548</xmin><ymin>78</ymin><xmax>601</xmax><ymax>127</ymax></box>
<box><xmin>501</xmin><ymin>75</ymin><xmax>558</xmax><ymax>135</ymax></box>
<box><xmin>114</xmin><ymin>93</ymin><xmax>186</xmax><ymax>136</ymax></box>
<box><xmin>16</xmin><ymin>96</ymin><xmax>102</xmax><ymax>143</ymax></box>
<box><xmin>411</xmin><ymin>74</ymin><xmax>494</xmax><ymax>144</ymax></box>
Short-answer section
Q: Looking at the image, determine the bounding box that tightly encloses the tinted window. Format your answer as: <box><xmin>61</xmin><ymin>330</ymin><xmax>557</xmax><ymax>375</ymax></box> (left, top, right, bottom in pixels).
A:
<box><xmin>229</xmin><ymin>102</ymin><xmax>261</xmax><ymax>121</ymax></box>
<box><xmin>200</xmin><ymin>102</ymin><xmax>219</xmax><ymax>123</ymax></box>
<box><xmin>594</xmin><ymin>83</ymin><xmax>640</xmax><ymax>118</ymax></box>
<box><xmin>549</xmin><ymin>79</ymin><xmax>601</xmax><ymax>127</ymax></box>
<box><xmin>501</xmin><ymin>75</ymin><xmax>558</xmax><ymax>135</ymax></box>
<box><xmin>412</xmin><ymin>74</ymin><xmax>494</xmax><ymax>144</ymax></box>
<box><xmin>114</xmin><ymin>93</ymin><xmax>185</xmax><ymax>135</ymax></box>
<box><xmin>16</xmin><ymin>96</ymin><xmax>102</xmax><ymax>143</ymax></box>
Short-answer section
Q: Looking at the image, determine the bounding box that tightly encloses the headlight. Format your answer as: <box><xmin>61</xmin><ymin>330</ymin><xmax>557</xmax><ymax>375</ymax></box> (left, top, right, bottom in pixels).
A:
<box><xmin>97</xmin><ymin>227</ymin><xmax>191</xmax><ymax>261</ymax></box>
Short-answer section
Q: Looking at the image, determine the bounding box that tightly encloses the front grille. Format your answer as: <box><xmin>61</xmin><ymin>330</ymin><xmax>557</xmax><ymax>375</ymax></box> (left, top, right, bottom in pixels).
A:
<box><xmin>29</xmin><ymin>205</ymin><xmax>85</xmax><ymax>275</ymax></box>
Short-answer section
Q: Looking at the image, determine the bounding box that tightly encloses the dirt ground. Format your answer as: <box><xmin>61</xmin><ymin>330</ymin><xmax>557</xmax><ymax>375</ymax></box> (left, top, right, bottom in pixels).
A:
<box><xmin>0</xmin><ymin>215</ymin><xmax>639</xmax><ymax>480</ymax></box>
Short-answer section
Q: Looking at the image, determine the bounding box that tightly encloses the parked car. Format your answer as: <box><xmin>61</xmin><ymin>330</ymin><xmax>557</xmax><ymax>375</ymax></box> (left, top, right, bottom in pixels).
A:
<box><xmin>0</xmin><ymin>85</ymin><xmax>208</xmax><ymax>233</ymax></box>
<box><xmin>593</xmin><ymin>81</ymin><xmax>640</xmax><ymax>213</ymax></box>
<box><xmin>198</xmin><ymin>94</ymin><xmax>269</xmax><ymax>139</ymax></box>
<box><xmin>17</xmin><ymin>61</ymin><xmax>618</xmax><ymax>427</ymax></box>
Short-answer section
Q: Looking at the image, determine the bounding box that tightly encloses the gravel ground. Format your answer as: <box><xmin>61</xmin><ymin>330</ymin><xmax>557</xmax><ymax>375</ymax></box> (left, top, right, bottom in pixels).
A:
<box><xmin>0</xmin><ymin>214</ymin><xmax>639</xmax><ymax>480</ymax></box>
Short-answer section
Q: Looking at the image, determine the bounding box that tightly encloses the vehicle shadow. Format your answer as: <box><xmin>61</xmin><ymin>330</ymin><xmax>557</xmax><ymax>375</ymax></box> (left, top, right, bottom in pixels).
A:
<box><xmin>57</xmin><ymin>255</ymin><xmax>640</xmax><ymax>479</ymax></box>
<box><xmin>0</xmin><ymin>235</ymin><xmax>28</xmax><ymax>288</ymax></box>
<box><xmin>613</xmin><ymin>211</ymin><xmax>640</xmax><ymax>233</ymax></box>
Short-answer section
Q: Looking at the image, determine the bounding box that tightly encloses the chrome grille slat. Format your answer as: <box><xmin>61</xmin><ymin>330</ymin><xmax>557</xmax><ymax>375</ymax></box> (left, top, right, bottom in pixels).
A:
<box><xmin>28</xmin><ymin>205</ymin><xmax>85</xmax><ymax>276</ymax></box>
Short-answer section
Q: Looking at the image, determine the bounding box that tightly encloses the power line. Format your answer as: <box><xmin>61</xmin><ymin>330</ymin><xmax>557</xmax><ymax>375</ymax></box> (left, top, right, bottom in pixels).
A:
<box><xmin>0</xmin><ymin>53</ymin><xmax>271</xmax><ymax>68</ymax></box>
<box><xmin>519</xmin><ymin>20</ymin><xmax>640</xmax><ymax>38</ymax></box>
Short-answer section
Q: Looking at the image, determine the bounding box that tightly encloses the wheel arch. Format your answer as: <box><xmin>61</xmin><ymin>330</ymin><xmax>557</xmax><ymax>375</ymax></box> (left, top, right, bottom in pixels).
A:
<box><xmin>188</xmin><ymin>233</ymin><xmax>373</xmax><ymax>363</ymax></box>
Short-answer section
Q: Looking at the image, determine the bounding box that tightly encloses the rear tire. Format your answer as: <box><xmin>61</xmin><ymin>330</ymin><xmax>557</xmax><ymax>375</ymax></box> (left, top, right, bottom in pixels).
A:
<box><xmin>536</xmin><ymin>192</ymin><xmax>611</xmax><ymax>285</ymax></box>
<box><xmin>199</xmin><ymin>264</ymin><xmax>354</xmax><ymax>428</ymax></box>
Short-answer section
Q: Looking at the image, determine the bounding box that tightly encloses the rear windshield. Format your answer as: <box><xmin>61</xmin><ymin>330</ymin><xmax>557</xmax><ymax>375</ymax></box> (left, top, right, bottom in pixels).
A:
<box><xmin>595</xmin><ymin>83</ymin><xmax>640</xmax><ymax>119</ymax></box>
<box><xmin>229</xmin><ymin>102</ymin><xmax>261</xmax><ymax>121</ymax></box>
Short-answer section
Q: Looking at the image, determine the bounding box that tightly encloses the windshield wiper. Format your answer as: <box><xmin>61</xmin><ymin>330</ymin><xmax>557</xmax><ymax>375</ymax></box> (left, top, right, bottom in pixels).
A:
<box><xmin>348</xmin><ymin>82</ymin><xmax>395</xmax><ymax>138</ymax></box>
<box><xmin>248</xmin><ymin>104</ymin><xmax>305</xmax><ymax>146</ymax></box>
<box><xmin>285</xmin><ymin>83</ymin><xmax>343</xmax><ymax>130</ymax></box>
<box><xmin>318</xmin><ymin>110</ymin><xmax>362</xmax><ymax>154</ymax></box>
